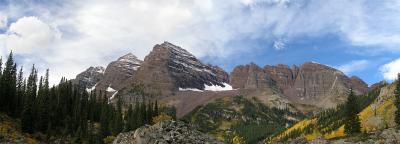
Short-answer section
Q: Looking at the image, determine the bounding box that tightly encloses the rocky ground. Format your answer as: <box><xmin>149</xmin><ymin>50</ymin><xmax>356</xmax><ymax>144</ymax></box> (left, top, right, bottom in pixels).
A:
<box><xmin>113</xmin><ymin>121</ymin><xmax>222</xmax><ymax>144</ymax></box>
<box><xmin>0</xmin><ymin>113</ymin><xmax>37</xmax><ymax>144</ymax></box>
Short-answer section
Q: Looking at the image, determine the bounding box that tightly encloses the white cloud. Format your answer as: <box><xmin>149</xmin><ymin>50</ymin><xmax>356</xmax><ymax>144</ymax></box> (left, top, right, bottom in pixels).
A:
<box><xmin>273</xmin><ymin>38</ymin><xmax>286</xmax><ymax>50</ymax></box>
<box><xmin>0</xmin><ymin>0</ymin><xmax>400</xmax><ymax>85</ymax></box>
<box><xmin>337</xmin><ymin>60</ymin><xmax>369</xmax><ymax>74</ymax></box>
<box><xmin>380</xmin><ymin>58</ymin><xmax>400</xmax><ymax>81</ymax></box>
<box><xmin>0</xmin><ymin>16</ymin><xmax>59</xmax><ymax>54</ymax></box>
<box><xmin>0</xmin><ymin>13</ymin><xmax>7</xmax><ymax>29</ymax></box>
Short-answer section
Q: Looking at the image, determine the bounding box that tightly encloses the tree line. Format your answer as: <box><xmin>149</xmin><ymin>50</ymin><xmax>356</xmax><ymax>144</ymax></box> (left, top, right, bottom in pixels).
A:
<box><xmin>0</xmin><ymin>52</ymin><xmax>166</xmax><ymax>143</ymax></box>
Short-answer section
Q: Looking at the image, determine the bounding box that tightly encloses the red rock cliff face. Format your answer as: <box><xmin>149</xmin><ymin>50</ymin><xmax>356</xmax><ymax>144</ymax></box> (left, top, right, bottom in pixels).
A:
<box><xmin>133</xmin><ymin>43</ymin><xmax>177</xmax><ymax>96</ymax></box>
<box><xmin>230</xmin><ymin>62</ymin><xmax>370</xmax><ymax>109</ymax></box>
<box><xmin>264</xmin><ymin>64</ymin><xmax>297</xmax><ymax>91</ymax></box>
<box><xmin>229</xmin><ymin>63</ymin><xmax>275</xmax><ymax>89</ymax></box>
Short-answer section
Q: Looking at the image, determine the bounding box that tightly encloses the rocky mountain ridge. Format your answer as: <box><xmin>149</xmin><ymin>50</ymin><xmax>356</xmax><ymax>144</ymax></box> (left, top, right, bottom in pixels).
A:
<box><xmin>74</xmin><ymin>41</ymin><xmax>371</xmax><ymax>113</ymax></box>
<box><xmin>230</xmin><ymin>61</ymin><xmax>370</xmax><ymax>110</ymax></box>
<box><xmin>133</xmin><ymin>42</ymin><xmax>230</xmax><ymax>97</ymax></box>
<box><xmin>72</xmin><ymin>66</ymin><xmax>105</xmax><ymax>90</ymax></box>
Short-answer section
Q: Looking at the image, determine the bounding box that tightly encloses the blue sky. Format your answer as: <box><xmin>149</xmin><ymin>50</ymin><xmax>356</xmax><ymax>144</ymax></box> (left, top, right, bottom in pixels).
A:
<box><xmin>203</xmin><ymin>33</ymin><xmax>396</xmax><ymax>85</ymax></box>
<box><xmin>0</xmin><ymin>0</ymin><xmax>400</xmax><ymax>85</ymax></box>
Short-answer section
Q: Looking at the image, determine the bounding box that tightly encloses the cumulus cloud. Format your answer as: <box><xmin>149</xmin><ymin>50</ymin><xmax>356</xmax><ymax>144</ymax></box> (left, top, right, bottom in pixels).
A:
<box><xmin>380</xmin><ymin>58</ymin><xmax>400</xmax><ymax>81</ymax></box>
<box><xmin>0</xmin><ymin>0</ymin><xmax>400</xmax><ymax>85</ymax></box>
<box><xmin>337</xmin><ymin>60</ymin><xmax>369</xmax><ymax>75</ymax></box>
<box><xmin>0</xmin><ymin>16</ymin><xmax>59</xmax><ymax>54</ymax></box>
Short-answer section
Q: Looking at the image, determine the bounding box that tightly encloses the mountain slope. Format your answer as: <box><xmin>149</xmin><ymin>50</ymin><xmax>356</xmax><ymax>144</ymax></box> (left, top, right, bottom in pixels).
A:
<box><xmin>133</xmin><ymin>42</ymin><xmax>230</xmax><ymax>97</ymax></box>
<box><xmin>183</xmin><ymin>96</ymin><xmax>305</xmax><ymax>144</ymax></box>
<box><xmin>96</xmin><ymin>53</ymin><xmax>143</xmax><ymax>92</ymax></box>
<box><xmin>0</xmin><ymin>113</ymin><xmax>37</xmax><ymax>144</ymax></box>
<box><xmin>268</xmin><ymin>83</ymin><xmax>387</xmax><ymax>143</ymax></box>
<box><xmin>231</xmin><ymin>62</ymin><xmax>370</xmax><ymax>113</ymax></box>
<box><xmin>72</xmin><ymin>66</ymin><xmax>105</xmax><ymax>91</ymax></box>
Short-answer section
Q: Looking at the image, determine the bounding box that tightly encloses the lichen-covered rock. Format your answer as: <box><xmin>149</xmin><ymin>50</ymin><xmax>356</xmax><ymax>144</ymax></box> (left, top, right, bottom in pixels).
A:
<box><xmin>113</xmin><ymin>121</ymin><xmax>222</xmax><ymax>144</ymax></box>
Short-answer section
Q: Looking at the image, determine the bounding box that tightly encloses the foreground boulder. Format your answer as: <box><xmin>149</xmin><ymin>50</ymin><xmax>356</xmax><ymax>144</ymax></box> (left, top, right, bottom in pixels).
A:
<box><xmin>113</xmin><ymin>121</ymin><xmax>222</xmax><ymax>144</ymax></box>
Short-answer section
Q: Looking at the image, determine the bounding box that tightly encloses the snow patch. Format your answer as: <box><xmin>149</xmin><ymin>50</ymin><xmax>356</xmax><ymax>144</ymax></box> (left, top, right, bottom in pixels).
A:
<box><xmin>179</xmin><ymin>83</ymin><xmax>234</xmax><ymax>92</ymax></box>
<box><xmin>179</xmin><ymin>87</ymin><xmax>203</xmax><ymax>92</ymax></box>
<box><xmin>204</xmin><ymin>83</ymin><xmax>234</xmax><ymax>91</ymax></box>
<box><xmin>109</xmin><ymin>91</ymin><xmax>118</xmax><ymax>100</ymax></box>
<box><xmin>86</xmin><ymin>83</ymin><xmax>97</xmax><ymax>93</ymax></box>
<box><xmin>133</xmin><ymin>66</ymin><xmax>140</xmax><ymax>71</ymax></box>
<box><xmin>96</xmin><ymin>69</ymin><xmax>105</xmax><ymax>74</ymax></box>
<box><xmin>106</xmin><ymin>86</ymin><xmax>117</xmax><ymax>92</ymax></box>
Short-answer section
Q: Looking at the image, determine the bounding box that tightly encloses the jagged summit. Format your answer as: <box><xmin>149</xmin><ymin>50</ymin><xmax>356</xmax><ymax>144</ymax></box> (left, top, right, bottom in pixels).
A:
<box><xmin>91</xmin><ymin>52</ymin><xmax>143</xmax><ymax>94</ymax></box>
<box><xmin>231</xmin><ymin>61</ymin><xmax>370</xmax><ymax>111</ymax></box>
<box><xmin>133</xmin><ymin>42</ymin><xmax>230</xmax><ymax>96</ymax></box>
<box><xmin>113</xmin><ymin>53</ymin><xmax>143</xmax><ymax>72</ymax></box>
<box><xmin>161</xmin><ymin>41</ymin><xmax>196</xmax><ymax>58</ymax></box>
<box><xmin>117</xmin><ymin>53</ymin><xmax>142</xmax><ymax>65</ymax></box>
<box><xmin>73</xmin><ymin>66</ymin><xmax>105</xmax><ymax>90</ymax></box>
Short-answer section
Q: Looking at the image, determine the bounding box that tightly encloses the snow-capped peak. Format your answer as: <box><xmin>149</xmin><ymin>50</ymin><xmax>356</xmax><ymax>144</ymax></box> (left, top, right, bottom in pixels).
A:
<box><xmin>87</xmin><ymin>66</ymin><xmax>105</xmax><ymax>74</ymax></box>
<box><xmin>117</xmin><ymin>53</ymin><xmax>142</xmax><ymax>65</ymax></box>
<box><xmin>162</xmin><ymin>41</ymin><xmax>196</xmax><ymax>59</ymax></box>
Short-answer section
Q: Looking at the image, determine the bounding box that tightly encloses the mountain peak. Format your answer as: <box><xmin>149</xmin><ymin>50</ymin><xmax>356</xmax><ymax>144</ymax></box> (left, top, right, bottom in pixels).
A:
<box><xmin>87</xmin><ymin>66</ymin><xmax>105</xmax><ymax>74</ymax></box>
<box><xmin>117</xmin><ymin>53</ymin><xmax>141</xmax><ymax>64</ymax></box>
<box><xmin>159</xmin><ymin>41</ymin><xmax>196</xmax><ymax>59</ymax></box>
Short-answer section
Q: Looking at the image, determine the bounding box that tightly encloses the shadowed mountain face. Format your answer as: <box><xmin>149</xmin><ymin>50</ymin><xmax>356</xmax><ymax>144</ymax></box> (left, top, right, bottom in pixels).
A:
<box><xmin>72</xmin><ymin>66</ymin><xmax>104</xmax><ymax>90</ymax></box>
<box><xmin>73</xmin><ymin>53</ymin><xmax>142</xmax><ymax>101</ymax></box>
<box><xmin>74</xmin><ymin>41</ymin><xmax>370</xmax><ymax>113</ymax></box>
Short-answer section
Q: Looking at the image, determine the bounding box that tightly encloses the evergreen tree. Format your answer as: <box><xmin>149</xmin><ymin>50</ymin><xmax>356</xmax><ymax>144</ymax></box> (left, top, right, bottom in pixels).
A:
<box><xmin>125</xmin><ymin>104</ymin><xmax>134</xmax><ymax>131</ymax></box>
<box><xmin>99</xmin><ymin>94</ymin><xmax>110</xmax><ymax>137</ymax></box>
<box><xmin>133</xmin><ymin>101</ymin><xmax>141</xmax><ymax>129</ymax></box>
<box><xmin>344</xmin><ymin>88</ymin><xmax>361</xmax><ymax>134</ymax></box>
<box><xmin>15</xmin><ymin>66</ymin><xmax>25</xmax><ymax>117</ymax></box>
<box><xmin>147</xmin><ymin>101</ymin><xmax>153</xmax><ymax>124</ymax></box>
<box><xmin>140</xmin><ymin>101</ymin><xmax>147</xmax><ymax>125</ymax></box>
<box><xmin>36</xmin><ymin>70</ymin><xmax>51</xmax><ymax>132</ymax></box>
<box><xmin>21</xmin><ymin>65</ymin><xmax>38</xmax><ymax>133</ymax></box>
<box><xmin>112</xmin><ymin>98</ymin><xmax>123</xmax><ymax>135</ymax></box>
<box><xmin>0</xmin><ymin>57</ymin><xmax>2</xmax><ymax>96</ymax></box>
<box><xmin>154</xmin><ymin>100</ymin><xmax>159</xmax><ymax>117</ymax></box>
<box><xmin>394</xmin><ymin>73</ymin><xmax>400</xmax><ymax>128</ymax></box>
<box><xmin>0</xmin><ymin>57</ymin><xmax>2</xmax><ymax>77</ymax></box>
<box><xmin>0</xmin><ymin>52</ymin><xmax>17</xmax><ymax>114</ymax></box>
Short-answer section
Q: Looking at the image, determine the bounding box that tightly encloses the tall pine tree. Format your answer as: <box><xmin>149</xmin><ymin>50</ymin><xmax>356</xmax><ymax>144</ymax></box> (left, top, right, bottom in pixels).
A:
<box><xmin>344</xmin><ymin>88</ymin><xmax>361</xmax><ymax>134</ymax></box>
<box><xmin>15</xmin><ymin>66</ymin><xmax>25</xmax><ymax>117</ymax></box>
<box><xmin>394</xmin><ymin>73</ymin><xmax>400</xmax><ymax>128</ymax></box>
<box><xmin>21</xmin><ymin>65</ymin><xmax>38</xmax><ymax>133</ymax></box>
<box><xmin>0</xmin><ymin>52</ymin><xmax>17</xmax><ymax>114</ymax></box>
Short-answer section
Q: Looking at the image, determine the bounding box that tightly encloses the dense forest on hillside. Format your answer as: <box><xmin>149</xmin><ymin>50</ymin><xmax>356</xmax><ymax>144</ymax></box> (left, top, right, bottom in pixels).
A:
<box><xmin>0</xmin><ymin>52</ymin><xmax>173</xmax><ymax>143</ymax></box>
